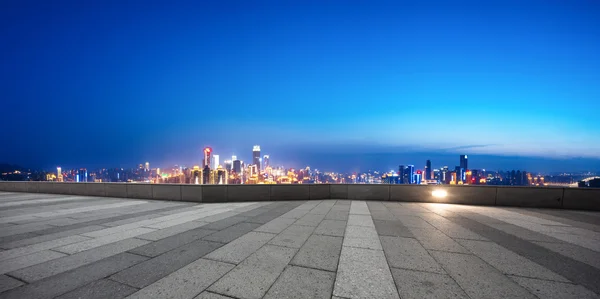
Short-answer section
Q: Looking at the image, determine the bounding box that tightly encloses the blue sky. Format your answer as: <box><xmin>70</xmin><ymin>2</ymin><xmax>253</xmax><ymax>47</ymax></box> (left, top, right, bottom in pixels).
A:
<box><xmin>1</xmin><ymin>0</ymin><xmax>599</xmax><ymax>172</ymax></box>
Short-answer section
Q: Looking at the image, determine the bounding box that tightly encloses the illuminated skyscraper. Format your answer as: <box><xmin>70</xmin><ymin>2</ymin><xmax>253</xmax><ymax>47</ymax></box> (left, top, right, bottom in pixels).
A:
<box><xmin>77</xmin><ymin>168</ymin><xmax>87</xmax><ymax>183</ymax></box>
<box><xmin>203</xmin><ymin>147</ymin><xmax>212</xmax><ymax>169</ymax></box>
<box><xmin>252</xmin><ymin>145</ymin><xmax>261</xmax><ymax>172</ymax></box>
<box><xmin>425</xmin><ymin>160</ymin><xmax>432</xmax><ymax>180</ymax></box>
<box><xmin>145</xmin><ymin>162</ymin><xmax>150</xmax><ymax>171</ymax></box>
<box><xmin>211</xmin><ymin>155</ymin><xmax>220</xmax><ymax>169</ymax></box>
<box><xmin>224</xmin><ymin>160</ymin><xmax>232</xmax><ymax>172</ymax></box>
<box><xmin>460</xmin><ymin>155</ymin><xmax>468</xmax><ymax>171</ymax></box>
<box><xmin>263</xmin><ymin>155</ymin><xmax>270</xmax><ymax>170</ymax></box>
<box><xmin>233</xmin><ymin>159</ymin><xmax>242</xmax><ymax>173</ymax></box>
<box><xmin>57</xmin><ymin>167</ymin><xmax>63</xmax><ymax>182</ymax></box>
<box><xmin>407</xmin><ymin>165</ymin><xmax>415</xmax><ymax>184</ymax></box>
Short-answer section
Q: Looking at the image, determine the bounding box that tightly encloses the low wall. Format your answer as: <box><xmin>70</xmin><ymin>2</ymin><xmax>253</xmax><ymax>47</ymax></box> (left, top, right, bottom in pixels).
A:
<box><xmin>0</xmin><ymin>181</ymin><xmax>599</xmax><ymax>211</ymax></box>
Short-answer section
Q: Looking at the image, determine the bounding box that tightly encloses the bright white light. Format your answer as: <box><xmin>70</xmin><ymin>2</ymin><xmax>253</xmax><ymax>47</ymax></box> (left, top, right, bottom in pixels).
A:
<box><xmin>432</xmin><ymin>190</ymin><xmax>448</xmax><ymax>198</ymax></box>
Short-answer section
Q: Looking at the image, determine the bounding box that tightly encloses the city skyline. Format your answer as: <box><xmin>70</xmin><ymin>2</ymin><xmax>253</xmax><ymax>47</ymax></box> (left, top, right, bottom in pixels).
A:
<box><xmin>1</xmin><ymin>1</ymin><xmax>599</xmax><ymax>171</ymax></box>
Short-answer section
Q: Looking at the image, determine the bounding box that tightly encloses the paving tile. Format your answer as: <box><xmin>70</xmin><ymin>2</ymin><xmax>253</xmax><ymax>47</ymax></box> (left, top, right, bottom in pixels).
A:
<box><xmin>126</xmin><ymin>259</ymin><xmax>234</xmax><ymax>299</ymax></box>
<box><xmin>110</xmin><ymin>240</ymin><xmax>223</xmax><ymax>288</ymax></box>
<box><xmin>0</xmin><ymin>250</ymin><xmax>66</xmax><ymax>274</ymax></box>
<box><xmin>314</xmin><ymin>219</ymin><xmax>347</xmax><ymax>237</ymax></box>
<box><xmin>380</xmin><ymin>236</ymin><xmax>445</xmax><ymax>274</ymax></box>
<box><xmin>254</xmin><ymin>217</ymin><xmax>297</xmax><ymax>234</ymax></box>
<box><xmin>291</xmin><ymin>234</ymin><xmax>343</xmax><ymax>272</ymax></box>
<box><xmin>55</xmin><ymin>279</ymin><xmax>138</xmax><ymax>299</ymax></box>
<box><xmin>333</xmin><ymin>246</ymin><xmax>399</xmax><ymax>299</ymax></box>
<box><xmin>208</xmin><ymin>245</ymin><xmax>297</xmax><ymax>299</ymax></box>
<box><xmin>421</xmin><ymin>214</ymin><xmax>488</xmax><ymax>241</ymax></box>
<box><xmin>269</xmin><ymin>225</ymin><xmax>315</xmax><ymax>248</ymax></box>
<box><xmin>0</xmin><ymin>235</ymin><xmax>90</xmax><ymax>261</ymax></box>
<box><xmin>409</xmin><ymin>227</ymin><xmax>469</xmax><ymax>253</ymax></box>
<box><xmin>510</xmin><ymin>275</ymin><xmax>599</xmax><ymax>299</ymax></box>
<box><xmin>325</xmin><ymin>210</ymin><xmax>349</xmax><ymax>221</ymax></box>
<box><xmin>347</xmin><ymin>215</ymin><xmax>374</xmax><ymax>227</ymax></box>
<box><xmin>129</xmin><ymin>228</ymin><xmax>216</xmax><ymax>257</ymax></box>
<box><xmin>534</xmin><ymin>241</ymin><xmax>600</xmax><ymax>269</ymax></box>
<box><xmin>9</xmin><ymin>238</ymin><xmax>150</xmax><ymax>282</ymax></box>
<box><xmin>294</xmin><ymin>213</ymin><xmax>326</xmax><ymax>227</ymax></box>
<box><xmin>343</xmin><ymin>225</ymin><xmax>381</xmax><ymax>250</ymax></box>
<box><xmin>202</xmin><ymin>222</ymin><xmax>261</xmax><ymax>243</ymax></box>
<box><xmin>0</xmin><ymin>252</ymin><xmax>147</xmax><ymax>299</ymax></box>
<box><xmin>194</xmin><ymin>292</ymin><xmax>232</xmax><ymax>299</ymax></box>
<box><xmin>349</xmin><ymin>201</ymin><xmax>370</xmax><ymax>215</ymax></box>
<box><xmin>1</xmin><ymin>226</ymin><xmax>106</xmax><ymax>251</ymax></box>
<box><xmin>205</xmin><ymin>231</ymin><xmax>276</xmax><ymax>264</ymax></box>
<box><xmin>373</xmin><ymin>220</ymin><xmax>414</xmax><ymax>238</ymax></box>
<box><xmin>369</xmin><ymin>210</ymin><xmax>397</xmax><ymax>221</ymax></box>
<box><xmin>457</xmin><ymin>239</ymin><xmax>568</xmax><ymax>282</ymax></box>
<box><xmin>201</xmin><ymin>216</ymin><xmax>249</xmax><ymax>231</ymax></box>
<box><xmin>264</xmin><ymin>265</ymin><xmax>335</xmax><ymax>299</ymax></box>
<box><xmin>391</xmin><ymin>268</ymin><xmax>468</xmax><ymax>299</ymax></box>
<box><xmin>53</xmin><ymin>227</ymin><xmax>155</xmax><ymax>254</ymax></box>
<box><xmin>395</xmin><ymin>215</ymin><xmax>434</xmax><ymax>228</ymax></box>
<box><xmin>0</xmin><ymin>274</ymin><xmax>23</xmax><ymax>294</ymax></box>
<box><xmin>431</xmin><ymin>251</ymin><xmax>536</xmax><ymax>299</ymax></box>
<box><xmin>135</xmin><ymin>221</ymin><xmax>209</xmax><ymax>241</ymax></box>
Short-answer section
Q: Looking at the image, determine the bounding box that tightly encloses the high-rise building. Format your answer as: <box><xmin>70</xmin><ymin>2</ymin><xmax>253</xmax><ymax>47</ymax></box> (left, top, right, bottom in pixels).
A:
<box><xmin>202</xmin><ymin>165</ymin><xmax>210</xmax><ymax>184</ymax></box>
<box><xmin>455</xmin><ymin>166</ymin><xmax>465</xmax><ymax>183</ymax></box>
<box><xmin>233</xmin><ymin>159</ymin><xmax>242</xmax><ymax>173</ymax></box>
<box><xmin>252</xmin><ymin>145</ymin><xmax>261</xmax><ymax>173</ymax></box>
<box><xmin>263</xmin><ymin>155</ymin><xmax>270</xmax><ymax>170</ymax></box>
<box><xmin>224</xmin><ymin>160</ymin><xmax>232</xmax><ymax>172</ymax></box>
<box><xmin>460</xmin><ymin>155</ymin><xmax>468</xmax><ymax>171</ymax></box>
<box><xmin>407</xmin><ymin>165</ymin><xmax>415</xmax><ymax>184</ymax></box>
<box><xmin>211</xmin><ymin>155</ymin><xmax>220</xmax><ymax>169</ymax></box>
<box><xmin>425</xmin><ymin>160</ymin><xmax>432</xmax><ymax>180</ymax></box>
<box><xmin>203</xmin><ymin>147</ymin><xmax>212</xmax><ymax>169</ymax></box>
<box><xmin>145</xmin><ymin>162</ymin><xmax>150</xmax><ymax>171</ymax></box>
<box><xmin>57</xmin><ymin>167</ymin><xmax>63</xmax><ymax>182</ymax></box>
<box><xmin>77</xmin><ymin>168</ymin><xmax>87</xmax><ymax>183</ymax></box>
<box><xmin>414</xmin><ymin>170</ymin><xmax>422</xmax><ymax>185</ymax></box>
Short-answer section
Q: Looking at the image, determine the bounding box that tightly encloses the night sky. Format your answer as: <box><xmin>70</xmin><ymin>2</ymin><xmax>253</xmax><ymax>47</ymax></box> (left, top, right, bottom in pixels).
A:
<box><xmin>1</xmin><ymin>0</ymin><xmax>599</xmax><ymax>172</ymax></box>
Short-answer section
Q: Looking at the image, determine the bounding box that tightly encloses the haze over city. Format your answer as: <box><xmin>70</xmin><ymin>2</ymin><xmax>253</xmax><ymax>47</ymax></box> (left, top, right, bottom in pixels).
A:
<box><xmin>1</xmin><ymin>0</ymin><xmax>599</xmax><ymax>172</ymax></box>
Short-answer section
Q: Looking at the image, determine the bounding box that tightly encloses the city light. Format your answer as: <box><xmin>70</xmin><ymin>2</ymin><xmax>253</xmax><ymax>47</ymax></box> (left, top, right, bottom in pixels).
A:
<box><xmin>432</xmin><ymin>190</ymin><xmax>448</xmax><ymax>198</ymax></box>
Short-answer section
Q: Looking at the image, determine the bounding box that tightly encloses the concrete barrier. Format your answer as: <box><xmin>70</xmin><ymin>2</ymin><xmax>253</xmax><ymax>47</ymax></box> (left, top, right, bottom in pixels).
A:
<box><xmin>105</xmin><ymin>183</ymin><xmax>127</xmax><ymax>198</ymax></box>
<box><xmin>309</xmin><ymin>184</ymin><xmax>330</xmax><ymax>200</ymax></box>
<box><xmin>85</xmin><ymin>183</ymin><xmax>106</xmax><ymax>196</ymax></box>
<box><xmin>563</xmin><ymin>188</ymin><xmax>600</xmax><ymax>211</ymax></box>
<box><xmin>181</xmin><ymin>185</ymin><xmax>203</xmax><ymax>202</ymax></box>
<box><xmin>330</xmin><ymin>184</ymin><xmax>348</xmax><ymax>199</ymax></box>
<box><xmin>390</xmin><ymin>185</ymin><xmax>433</xmax><ymax>202</ymax></box>
<box><xmin>271</xmin><ymin>185</ymin><xmax>310</xmax><ymax>200</ymax></box>
<box><xmin>26</xmin><ymin>182</ymin><xmax>40</xmax><ymax>193</ymax></box>
<box><xmin>126</xmin><ymin>184</ymin><xmax>153</xmax><ymax>199</ymax></box>
<box><xmin>228</xmin><ymin>185</ymin><xmax>270</xmax><ymax>202</ymax></box>
<box><xmin>441</xmin><ymin>186</ymin><xmax>497</xmax><ymax>206</ymax></box>
<box><xmin>496</xmin><ymin>187</ymin><xmax>563</xmax><ymax>208</ymax></box>
<box><xmin>2</xmin><ymin>181</ymin><xmax>600</xmax><ymax>211</ymax></box>
<box><xmin>68</xmin><ymin>183</ymin><xmax>87</xmax><ymax>195</ymax></box>
<box><xmin>348</xmin><ymin>184</ymin><xmax>390</xmax><ymax>200</ymax></box>
<box><xmin>152</xmin><ymin>184</ymin><xmax>182</xmax><ymax>201</ymax></box>
<box><xmin>202</xmin><ymin>185</ymin><xmax>228</xmax><ymax>203</ymax></box>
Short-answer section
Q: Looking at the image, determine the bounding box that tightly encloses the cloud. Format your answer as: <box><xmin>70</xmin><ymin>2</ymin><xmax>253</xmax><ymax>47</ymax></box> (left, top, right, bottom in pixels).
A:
<box><xmin>441</xmin><ymin>144</ymin><xmax>497</xmax><ymax>151</ymax></box>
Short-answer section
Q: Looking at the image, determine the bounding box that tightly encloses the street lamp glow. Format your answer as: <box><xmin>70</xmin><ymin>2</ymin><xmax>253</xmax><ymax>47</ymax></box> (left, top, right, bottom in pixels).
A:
<box><xmin>432</xmin><ymin>190</ymin><xmax>448</xmax><ymax>198</ymax></box>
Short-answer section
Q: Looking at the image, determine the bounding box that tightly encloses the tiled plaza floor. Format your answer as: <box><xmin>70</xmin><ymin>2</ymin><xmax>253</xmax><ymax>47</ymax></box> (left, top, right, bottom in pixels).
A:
<box><xmin>0</xmin><ymin>192</ymin><xmax>599</xmax><ymax>298</ymax></box>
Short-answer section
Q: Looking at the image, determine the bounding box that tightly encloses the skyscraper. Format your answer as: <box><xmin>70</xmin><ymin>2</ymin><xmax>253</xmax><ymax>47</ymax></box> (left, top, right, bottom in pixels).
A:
<box><xmin>253</xmin><ymin>145</ymin><xmax>261</xmax><ymax>173</ymax></box>
<box><xmin>203</xmin><ymin>147</ymin><xmax>212</xmax><ymax>169</ymax></box>
<box><xmin>425</xmin><ymin>160</ymin><xmax>432</xmax><ymax>180</ymax></box>
<box><xmin>233</xmin><ymin>159</ymin><xmax>242</xmax><ymax>173</ymax></box>
<box><xmin>57</xmin><ymin>167</ymin><xmax>63</xmax><ymax>182</ymax></box>
<box><xmin>407</xmin><ymin>165</ymin><xmax>415</xmax><ymax>184</ymax></box>
<box><xmin>211</xmin><ymin>155</ymin><xmax>220</xmax><ymax>169</ymax></box>
<box><xmin>263</xmin><ymin>155</ymin><xmax>270</xmax><ymax>170</ymax></box>
<box><xmin>224</xmin><ymin>160</ymin><xmax>232</xmax><ymax>172</ymax></box>
<box><xmin>145</xmin><ymin>162</ymin><xmax>150</xmax><ymax>171</ymax></box>
<box><xmin>398</xmin><ymin>165</ymin><xmax>407</xmax><ymax>184</ymax></box>
<box><xmin>77</xmin><ymin>168</ymin><xmax>87</xmax><ymax>183</ymax></box>
<box><xmin>460</xmin><ymin>155</ymin><xmax>468</xmax><ymax>170</ymax></box>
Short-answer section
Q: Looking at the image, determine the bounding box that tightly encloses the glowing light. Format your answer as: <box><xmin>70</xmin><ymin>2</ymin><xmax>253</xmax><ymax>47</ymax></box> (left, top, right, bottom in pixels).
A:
<box><xmin>432</xmin><ymin>190</ymin><xmax>448</xmax><ymax>198</ymax></box>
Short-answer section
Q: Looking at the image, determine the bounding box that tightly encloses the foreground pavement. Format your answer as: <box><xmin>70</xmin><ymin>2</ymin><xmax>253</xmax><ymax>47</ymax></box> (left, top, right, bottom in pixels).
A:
<box><xmin>0</xmin><ymin>192</ymin><xmax>599</xmax><ymax>299</ymax></box>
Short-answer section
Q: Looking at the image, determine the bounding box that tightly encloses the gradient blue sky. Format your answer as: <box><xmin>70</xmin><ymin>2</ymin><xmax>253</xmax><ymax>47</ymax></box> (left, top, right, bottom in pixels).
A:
<box><xmin>1</xmin><ymin>0</ymin><xmax>599</xmax><ymax>172</ymax></box>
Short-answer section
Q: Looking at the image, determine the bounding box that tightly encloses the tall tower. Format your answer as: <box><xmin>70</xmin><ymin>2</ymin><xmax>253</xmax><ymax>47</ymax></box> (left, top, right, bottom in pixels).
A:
<box><xmin>253</xmin><ymin>145</ymin><xmax>261</xmax><ymax>173</ymax></box>
<box><xmin>425</xmin><ymin>160</ymin><xmax>432</xmax><ymax>180</ymax></box>
<box><xmin>203</xmin><ymin>147</ymin><xmax>212</xmax><ymax>169</ymax></box>
<box><xmin>211</xmin><ymin>155</ymin><xmax>220</xmax><ymax>169</ymax></box>
<box><xmin>263</xmin><ymin>155</ymin><xmax>270</xmax><ymax>170</ymax></box>
<box><xmin>460</xmin><ymin>155</ymin><xmax>468</xmax><ymax>170</ymax></box>
<box><xmin>145</xmin><ymin>162</ymin><xmax>150</xmax><ymax>171</ymax></box>
<box><xmin>57</xmin><ymin>167</ymin><xmax>63</xmax><ymax>182</ymax></box>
